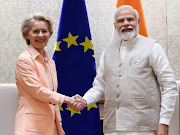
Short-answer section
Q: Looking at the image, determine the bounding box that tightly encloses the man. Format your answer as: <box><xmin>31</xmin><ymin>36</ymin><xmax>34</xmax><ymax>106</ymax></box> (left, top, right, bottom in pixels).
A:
<box><xmin>71</xmin><ymin>5</ymin><xmax>178</xmax><ymax>135</ymax></box>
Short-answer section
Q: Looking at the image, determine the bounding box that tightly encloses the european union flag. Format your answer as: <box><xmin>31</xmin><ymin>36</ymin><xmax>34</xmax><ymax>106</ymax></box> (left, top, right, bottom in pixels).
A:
<box><xmin>52</xmin><ymin>0</ymin><xmax>102</xmax><ymax>135</ymax></box>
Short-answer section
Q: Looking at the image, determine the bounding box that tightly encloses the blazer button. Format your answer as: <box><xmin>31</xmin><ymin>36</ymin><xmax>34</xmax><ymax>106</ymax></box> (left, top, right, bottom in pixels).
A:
<box><xmin>116</xmin><ymin>94</ymin><xmax>120</xmax><ymax>99</ymax></box>
<box><xmin>118</xmin><ymin>75</ymin><xmax>121</xmax><ymax>77</ymax></box>
<box><xmin>119</xmin><ymin>64</ymin><xmax>122</xmax><ymax>67</ymax></box>
<box><xmin>116</xmin><ymin>84</ymin><xmax>120</xmax><ymax>88</ymax></box>
<box><xmin>116</xmin><ymin>106</ymin><xmax>119</xmax><ymax>109</ymax></box>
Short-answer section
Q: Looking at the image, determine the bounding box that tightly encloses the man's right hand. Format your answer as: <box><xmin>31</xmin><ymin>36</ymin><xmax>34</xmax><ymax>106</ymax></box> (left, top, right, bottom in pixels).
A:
<box><xmin>67</xmin><ymin>94</ymin><xmax>87</xmax><ymax>112</ymax></box>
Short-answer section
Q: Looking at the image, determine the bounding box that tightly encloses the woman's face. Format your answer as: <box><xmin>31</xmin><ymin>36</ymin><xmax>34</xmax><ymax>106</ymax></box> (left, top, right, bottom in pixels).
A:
<box><xmin>26</xmin><ymin>20</ymin><xmax>50</xmax><ymax>53</ymax></box>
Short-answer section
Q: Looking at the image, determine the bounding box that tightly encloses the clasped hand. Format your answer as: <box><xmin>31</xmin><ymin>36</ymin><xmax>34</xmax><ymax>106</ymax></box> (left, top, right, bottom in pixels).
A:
<box><xmin>64</xmin><ymin>94</ymin><xmax>86</xmax><ymax>112</ymax></box>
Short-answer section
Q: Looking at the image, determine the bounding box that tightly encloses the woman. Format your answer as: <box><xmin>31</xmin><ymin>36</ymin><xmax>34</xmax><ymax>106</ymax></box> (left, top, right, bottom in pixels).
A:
<box><xmin>13</xmin><ymin>13</ymin><xmax>75</xmax><ymax>135</ymax></box>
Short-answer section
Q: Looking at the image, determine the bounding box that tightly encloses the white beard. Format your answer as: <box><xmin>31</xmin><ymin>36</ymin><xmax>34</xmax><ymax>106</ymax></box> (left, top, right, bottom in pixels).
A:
<box><xmin>116</xmin><ymin>25</ymin><xmax>139</xmax><ymax>41</ymax></box>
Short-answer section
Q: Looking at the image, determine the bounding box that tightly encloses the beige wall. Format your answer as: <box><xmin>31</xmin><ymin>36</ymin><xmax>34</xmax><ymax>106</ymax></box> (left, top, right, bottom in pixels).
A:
<box><xmin>0</xmin><ymin>0</ymin><xmax>180</xmax><ymax>83</ymax></box>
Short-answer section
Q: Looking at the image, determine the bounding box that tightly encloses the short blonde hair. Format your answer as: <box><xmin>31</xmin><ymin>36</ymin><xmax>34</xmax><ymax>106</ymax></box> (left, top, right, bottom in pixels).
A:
<box><xmin>21</xmin><ymin>12</ymin><xmax>53</xmax><ymax>45</ymax></box>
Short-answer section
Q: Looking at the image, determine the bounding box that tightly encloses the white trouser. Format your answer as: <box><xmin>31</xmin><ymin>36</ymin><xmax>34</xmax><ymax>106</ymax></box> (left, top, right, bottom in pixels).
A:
<box><xmin>53</xmin><ymin>122</ymin><xmax>58</xmax><ymax>135</ymax></box>
<box><xmin>104</xmin><ymin>131</ymin><xmax>156</xmax><ymax>135</ymax></box>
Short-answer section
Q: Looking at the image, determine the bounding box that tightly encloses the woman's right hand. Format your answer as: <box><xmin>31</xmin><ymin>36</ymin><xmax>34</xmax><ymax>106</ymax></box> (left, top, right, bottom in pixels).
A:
<box><xmin>64</xmin><ymin>95</ymin><xmax>86</xmax><ymax>112</ymax></box>
<box><xmin>64</xmin><ymin>96</ymin><xmax>75</xmax><ymax>105</ymax></box>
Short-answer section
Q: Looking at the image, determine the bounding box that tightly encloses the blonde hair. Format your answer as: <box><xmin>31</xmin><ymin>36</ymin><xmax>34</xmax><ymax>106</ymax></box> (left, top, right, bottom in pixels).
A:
<box><xmin>21</xmin><ymin>12</ymin><xmax>53</xmax><ymax>45</ymax></box>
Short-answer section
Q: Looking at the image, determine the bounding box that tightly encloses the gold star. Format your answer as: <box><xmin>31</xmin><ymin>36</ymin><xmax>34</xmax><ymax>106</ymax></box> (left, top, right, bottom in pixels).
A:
<box><xmin>58</xmin><ymin>105</ymin><xmax>64</xmax><ymax>111</ymax></box>
<box><xmin>80</xmin><ymin>36</ymin><xmax>94</xmax><ymax>53</ymax></box>
<box><xmin>54</xmin><ymin>41</ymin><xmax>61</xmax><ymax>51</ymax></box>
<box><xmin>87</xmin><ymin>103</ymin><xmax>98</xmax><ymax>111</ymax></box>
<box><xmin>66</xmin><ymin>107</ymin><xmax>81</xmax><ymax>117</ymax></box>
<box><xmin>62</xmin><ymin>32</ymin><xmax>79</xmax><ymax>48</ymax></box>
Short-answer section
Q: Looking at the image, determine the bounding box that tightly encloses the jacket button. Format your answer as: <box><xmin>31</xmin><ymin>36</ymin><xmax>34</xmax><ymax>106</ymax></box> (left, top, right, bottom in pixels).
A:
<box><xmin>119</xmin><ymin>64</ymin><xmax>122</xmax><ymax>67</ymax></box>
<box><xmin>116</xmin><ymin>84</ymin><xmax>120</xmax><ymax>88</ymax></box>
<box><xmin>116</xmin><ymin>94</ymin><xmax>120</xmax><ymax>98</ymax></box>
<box><xmin>118</xmin><ymin>75</ymin><xmax>121</xmax><ymax>77</ymax></box>
<box><xmin>116</xmin><ymin>106</ymin><xmax>119</xmax><ymax>109</ymax></box>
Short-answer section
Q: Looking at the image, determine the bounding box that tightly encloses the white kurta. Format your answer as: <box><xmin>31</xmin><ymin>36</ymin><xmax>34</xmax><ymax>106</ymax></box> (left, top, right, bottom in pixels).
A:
<box><xmin>83</xmin><ymin>34</ymin><xmax>177</xmax><ymax>135</ymax></box>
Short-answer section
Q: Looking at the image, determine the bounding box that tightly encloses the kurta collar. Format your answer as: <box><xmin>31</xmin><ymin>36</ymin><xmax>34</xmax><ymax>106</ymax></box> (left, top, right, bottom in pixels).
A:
<box><xmin>121</xmin><ymin>34</ymin><xmax>140</xmax><ymax>46</ymax></box>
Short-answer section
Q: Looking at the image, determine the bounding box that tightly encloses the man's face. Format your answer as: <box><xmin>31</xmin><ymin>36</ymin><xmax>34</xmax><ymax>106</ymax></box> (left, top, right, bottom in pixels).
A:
<box><xmin>114</xmin><ymin>8</ymin><xmax>140</xmax><ymax>41</ymax></box>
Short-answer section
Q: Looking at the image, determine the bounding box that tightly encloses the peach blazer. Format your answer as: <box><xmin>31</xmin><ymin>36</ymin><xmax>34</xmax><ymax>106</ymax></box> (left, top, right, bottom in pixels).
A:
<box><xmin>13</xmin><ymin>45</ymin><xmax>65</xmax><ymax>135</ymax></box>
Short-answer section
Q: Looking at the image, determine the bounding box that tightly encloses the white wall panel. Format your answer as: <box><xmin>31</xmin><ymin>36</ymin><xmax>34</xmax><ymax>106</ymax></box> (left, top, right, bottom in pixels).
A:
<box><xmin>0</xmin><ymin>0</ymin><xmax>180</xmax><ymax>82</ymax></box>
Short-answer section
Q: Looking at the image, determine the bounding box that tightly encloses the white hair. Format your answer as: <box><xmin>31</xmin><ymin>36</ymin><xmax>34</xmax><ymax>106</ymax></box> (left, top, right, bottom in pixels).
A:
<box><xmin>114</xmin><ymin>5</ymin><xmax>139</xmax><ymax>23</ymax></box>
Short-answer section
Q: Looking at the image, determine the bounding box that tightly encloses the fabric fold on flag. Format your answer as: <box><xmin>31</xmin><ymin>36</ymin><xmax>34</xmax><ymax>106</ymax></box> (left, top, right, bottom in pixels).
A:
<box><xmin>52</xmin><ymin>0</ymin><xmax>101</xmax><ymax>135</ymax></box>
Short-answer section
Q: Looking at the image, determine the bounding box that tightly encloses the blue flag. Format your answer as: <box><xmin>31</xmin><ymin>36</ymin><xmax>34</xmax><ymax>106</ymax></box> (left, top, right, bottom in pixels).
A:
<box><xmin>52</xmin><ymin>0</ymin><xmax>102</xmax><ymax>135</ymax></box>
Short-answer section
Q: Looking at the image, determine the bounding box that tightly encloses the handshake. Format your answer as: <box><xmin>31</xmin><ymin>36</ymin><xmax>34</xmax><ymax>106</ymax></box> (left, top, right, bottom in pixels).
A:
<box><xmin>64</xmin><ymin>94</ymin><xmax>87</xmax><ymax>112</ymax></box>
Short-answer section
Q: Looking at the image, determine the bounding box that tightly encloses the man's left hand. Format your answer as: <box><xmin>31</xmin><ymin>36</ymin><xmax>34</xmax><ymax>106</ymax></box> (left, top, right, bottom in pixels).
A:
<box><xmin>156</xmin><ymin>124</ymin><xmax>169</xmax><ymax>135</ymax></box>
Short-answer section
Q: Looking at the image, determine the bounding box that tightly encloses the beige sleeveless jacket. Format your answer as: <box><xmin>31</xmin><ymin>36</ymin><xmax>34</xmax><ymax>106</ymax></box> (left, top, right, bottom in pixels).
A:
<box><xmin>103</xmin><ymin>36</ymin><xmax>161</xmax><ymax>133</ymax></box>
